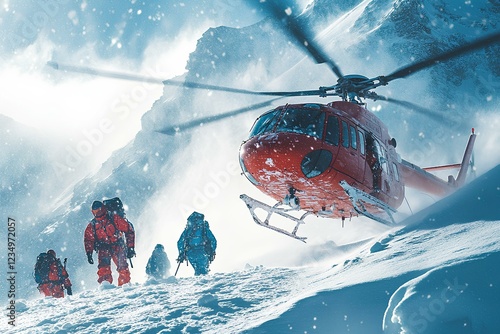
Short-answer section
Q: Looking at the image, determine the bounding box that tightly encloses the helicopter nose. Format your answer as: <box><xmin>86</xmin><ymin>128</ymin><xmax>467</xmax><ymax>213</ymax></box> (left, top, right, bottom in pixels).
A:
<box><xmin>239</xmin><ymin>133</ymin><xmax>334</xmax><ymax>186</ymax></box>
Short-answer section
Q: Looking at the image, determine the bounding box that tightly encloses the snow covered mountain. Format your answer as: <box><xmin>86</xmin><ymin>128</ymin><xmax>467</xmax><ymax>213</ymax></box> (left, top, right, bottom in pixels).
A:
<box><xmin>0</xmin><ymin>115</ymin><xmax>58</xmax><ymax>218</ymax></box>
<box><xmin>1</xmin><ymin>0</ymin><xmax>499</xmax><ymax>332</ymax></box>
<box><xmin>4</xmin><ymin>164</ymin><xmax>500</xmax><ymax>333</ymax></box>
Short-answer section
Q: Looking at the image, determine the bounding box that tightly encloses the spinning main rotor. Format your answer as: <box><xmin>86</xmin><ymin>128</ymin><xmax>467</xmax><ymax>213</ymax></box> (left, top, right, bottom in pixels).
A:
<box><xmin>47</xmin><ymin>1</ymin><xmax>500</xmax><ymax>132</ymax></box>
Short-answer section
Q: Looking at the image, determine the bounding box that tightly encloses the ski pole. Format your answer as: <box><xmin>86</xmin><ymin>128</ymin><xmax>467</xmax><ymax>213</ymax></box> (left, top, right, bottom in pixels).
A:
<box><xmin>62</xmin><ymin>258</ymin><xmax>72</xmax><ymax>295</ymax></box>
<box><xmin>174</xmin><ymin>260</ymin><xmax>182</xmax><ymax>276</ymax></box>
<box><xmin>126</xmin><ymin>246</ymin><xmax>134</xmax><ymax>268</ymax></box>
<box><xmin>175</xmin><ymin>252</ymin><xmax>188</xmax><ymax>276</ymax></box>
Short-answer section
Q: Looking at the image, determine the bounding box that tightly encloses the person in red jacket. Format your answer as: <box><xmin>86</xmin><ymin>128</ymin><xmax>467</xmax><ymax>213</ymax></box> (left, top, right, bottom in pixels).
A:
<box><xmin>37</xmin><ymin>249</ymin><xmax>72</xmax><ymax>298</ymax></box>
<box><xmin>84</xmin><ymin>200</ymin><xmax>136</xmax><ymax>286</ymax></box>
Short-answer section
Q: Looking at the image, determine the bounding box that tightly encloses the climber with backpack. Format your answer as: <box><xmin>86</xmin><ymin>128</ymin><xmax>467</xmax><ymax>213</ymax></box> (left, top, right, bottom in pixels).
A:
<box><xmin>176</xmin><ymin>211</ymin><xmax>217</xmax><ymax>276</ymax></box>
<box><xmin>34</xmin><ymin>249</ymin><xmax>72</xmax><ymax>298</ymax></box>
<box><xmin>84</xmin><ymin>198</ymin><xmax>136</xmax><ymax>286</ymax></box>
<box><xmin>146</xmin><ymin>244</ymin><xmax>171</xmax><ymax>280</ymax></box>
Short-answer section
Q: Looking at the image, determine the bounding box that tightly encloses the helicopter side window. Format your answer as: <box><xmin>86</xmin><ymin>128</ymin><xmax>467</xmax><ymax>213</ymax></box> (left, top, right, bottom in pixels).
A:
<box><xmin>366</xmin><ymin>133</ymin><xmax>382</xmax><ymax>191</ymax></box>
<box><xmin>325</xmin><ymin>115</ymin><xmax>339</xmax><ymax>146</ymax></box>
<box><xmin>249</xmin><ymin>109</ymin><xmax>281</xmax><ymax>137</ymax></box>
<box><xmin>383</xmin><ymin>150</ymin><xmax>389</xmax><ymax>172</ymax></box>
<box><xmin>392</xmin><ymin>162</ymin><xmax>400</xmax><ymax>181</ymax></box>
<box><xmin>350</xmin><ymin>125</ymin><xmax>357</xmax><ymax>150</ymax></box>
<box><xmin>358</xmin><ymin>131</ymin><xmax>365</xmax><ymax>155</ymax></box>
<box><xmin>341</xmin><ymin>121</ymin><xmax>349</xmax><ymax>148</ymax></box>
<box><xmin>275</xmin><ymin>108</ymin><xmax>325</xmax><ymax>139</ymax></box>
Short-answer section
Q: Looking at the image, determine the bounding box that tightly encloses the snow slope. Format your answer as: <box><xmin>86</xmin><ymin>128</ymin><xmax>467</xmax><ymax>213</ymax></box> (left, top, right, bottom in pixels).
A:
<box><xmin>4</xmin><ymin>165</ymin><xmax>500</xmax><ymax>333</ymax></box>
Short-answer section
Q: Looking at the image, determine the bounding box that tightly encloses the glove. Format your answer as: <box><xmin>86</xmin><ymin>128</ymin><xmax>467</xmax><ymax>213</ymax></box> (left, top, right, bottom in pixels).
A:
<box><xmin>66</xmin><ymin>286</ymin><xmax>73</xmax><ymax>296</ymax></box>
<box><xmin>209</xmin><ymin>252</ymin><xmax>216</xmax><ymax>263</ymax></box>
<box><xmin>177</xmin><ymin>253</ymin><xmax>186</xmax><ymax>263</ymax></box>
<box><xmin>87</xmin><ymin>252</ymin><xmax>94</xmax><ymax>264</ymax></box>
<box><xmin>127</xmin><ymin>248</ymin><xmax>136</xmax><ymax>259</ymax></box>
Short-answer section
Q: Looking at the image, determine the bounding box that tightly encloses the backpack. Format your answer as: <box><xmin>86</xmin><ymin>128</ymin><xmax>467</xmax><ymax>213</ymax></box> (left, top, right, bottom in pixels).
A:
<box><xmin>186</xmin><ymin>221</ymin><xmax>213</xmax><ymax>252</ymax></box>
<box><xmin>103</xmin><ymin>197</ymin><xmax>125</xmax><ymax>217</ymax></box>
<box><xmin>90</xmin><ymin>197</ymin><xmax>128</xmax><ymax>249</ymax></box>
<box><xmin>34</xmin><ymin>252</ymin><xmax>55</xmax><ymax>284</ymax></box>
<box><xmin>146</xmin><ymin>256</ymin><xmax>158</xmax><ymax>275</ymax></box>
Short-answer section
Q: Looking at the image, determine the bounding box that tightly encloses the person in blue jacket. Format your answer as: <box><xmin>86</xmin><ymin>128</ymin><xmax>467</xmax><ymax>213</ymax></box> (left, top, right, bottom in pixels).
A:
<box><xmin>177</xmin><ymin>211</ymin><xmax>217</xmax><ymax>276</ymax></box>
<box><xmin>146</xmin><ymin>244</ymin><xmax>171</xmax><ymax>279</ymax></box>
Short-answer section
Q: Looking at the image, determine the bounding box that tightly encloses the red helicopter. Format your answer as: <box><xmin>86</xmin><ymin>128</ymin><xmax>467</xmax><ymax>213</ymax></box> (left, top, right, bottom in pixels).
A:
<box><xmin>48</xmin><ymin>2</ymin><xmax>499</xmax><ymax>242</ymax></box>
<box><xmin>233</xmin><ymin>2</ymin><xmax>492</xmax><ymax>242</ymax></box>
<box><xmin>238</xmin><ymin>100</ymin><xmax>476</xmax><ymax>242</ymax></box>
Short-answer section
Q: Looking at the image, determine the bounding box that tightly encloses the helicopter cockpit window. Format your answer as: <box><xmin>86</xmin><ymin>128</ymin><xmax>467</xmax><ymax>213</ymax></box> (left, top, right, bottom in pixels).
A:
<box><xmin>249</xmin><ymin>109</ymin><xmax>281</xmax><ymax>137</ymax></box>
<box><xmin>275</xmin><ymin>108</ymin><xmax>325</xmax><ymax>139</ymax></box>
<box><xmin>325</xmin><ymin>115</ymin><xmax>339</xmax><ymax>146</ymax></box>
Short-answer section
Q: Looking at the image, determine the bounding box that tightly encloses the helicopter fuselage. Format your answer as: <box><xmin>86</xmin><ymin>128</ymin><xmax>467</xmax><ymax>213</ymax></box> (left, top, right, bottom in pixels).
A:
<box><xmin>239</xmin><ymin>101</ymin><xmax>405</xmax><ymax>219</ymax></box>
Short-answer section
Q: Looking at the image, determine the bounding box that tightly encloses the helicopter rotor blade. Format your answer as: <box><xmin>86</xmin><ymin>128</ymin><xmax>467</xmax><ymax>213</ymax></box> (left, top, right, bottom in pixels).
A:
<box><xmin>248</xmin><ymin>0</ymin><xmax>344</xmax><ymax>79</ymax></box>
<box><xmin>47</xmin><ymin>61</ymin><xmax>166</xmax><ymax>84</ymax></box>
<box><xmin>156</xmin><ymin>98</ymin><xmax>282</xmax><ymax>135</ymax></box>
<box><xmin>375</xmin><ymin>94</ymin><xmax>452</xmax><ymax>123</ymax></box>
<box><xmin>47</xmin><ymin>61</ymin><xmax>329</xmax><ymax>97</ymax></box>
<box><xmin>380</xmin><ymin>31</ymin><xmax>500</xmax><ymax>84</ymax></box>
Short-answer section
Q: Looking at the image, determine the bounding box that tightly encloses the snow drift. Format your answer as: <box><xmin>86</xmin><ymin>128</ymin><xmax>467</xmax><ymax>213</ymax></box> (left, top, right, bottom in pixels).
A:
<box><xmin>4</xmin><ymin>164</ymin><xmax>500</xmax><ymax>333</ymax></box>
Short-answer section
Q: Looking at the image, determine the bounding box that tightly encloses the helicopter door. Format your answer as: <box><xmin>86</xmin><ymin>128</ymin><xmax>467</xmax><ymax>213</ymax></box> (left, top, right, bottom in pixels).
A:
<box><xmin>377</xmin><ymin>143</ymin><xmax>390</xmax><ymax>193</ymax></box>
<box><xmin>365</xmin><ymin>133</ymin><xmax>385</xmax><ymax>192</ymax></box>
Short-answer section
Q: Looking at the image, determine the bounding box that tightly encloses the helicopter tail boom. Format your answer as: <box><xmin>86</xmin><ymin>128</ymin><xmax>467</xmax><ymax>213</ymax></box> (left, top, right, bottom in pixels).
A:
<box><xmin>454</xmin><ymin>129</ymin><xmax>477</xmax><ymax>187</ymax></box>
<box><xmin>399</xmin><ymin>130</ymin><xmax>476</xmax><ymax>196</ymax></box>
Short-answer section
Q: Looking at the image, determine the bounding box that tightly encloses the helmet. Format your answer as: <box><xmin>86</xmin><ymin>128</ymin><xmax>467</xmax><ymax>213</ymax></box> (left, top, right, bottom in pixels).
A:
<box><xmin>155</xmin><ymin>244</ymin><xmax>164</xmax><ymax>250</ymax></box>
<box><xmin>91</xmin><ymin>200</ymin><xmax>107</xmax><ymax>220</ymax></box>
<box><xmin>47</xmin><ymin>249</ymin><xmax>56</xmax><ymax>257</ymax></box>
<box><xmin>187</xmin><ymin>211</ymin><xmax>204</xmax><ymax>224</ymax></box>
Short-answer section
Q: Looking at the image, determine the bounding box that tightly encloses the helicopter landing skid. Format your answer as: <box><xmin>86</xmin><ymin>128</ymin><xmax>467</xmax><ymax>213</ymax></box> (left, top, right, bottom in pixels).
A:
<box><xmin>339</xmin><ymin>180</ymin><xmax>397</xmax><ymax>226</ymax></box>
<box><xmin>240</xmin><ymin>194</ymin><xmax>309</xmax><ymax>243</ymax></box>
